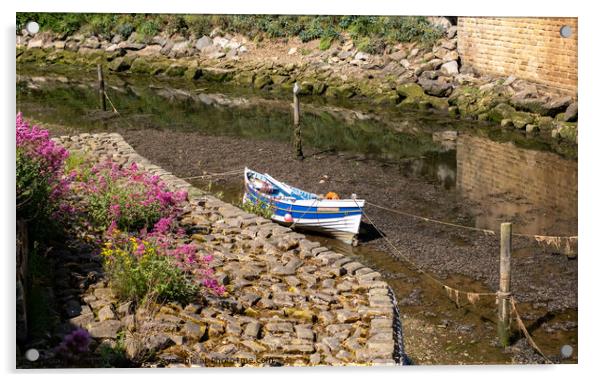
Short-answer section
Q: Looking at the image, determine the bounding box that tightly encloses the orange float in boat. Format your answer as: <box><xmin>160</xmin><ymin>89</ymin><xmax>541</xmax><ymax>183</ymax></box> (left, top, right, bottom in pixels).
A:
<box><xmin>325</xmin><ymin>192</ymin><xmax>340</xmax><ymax>200</ymax></box>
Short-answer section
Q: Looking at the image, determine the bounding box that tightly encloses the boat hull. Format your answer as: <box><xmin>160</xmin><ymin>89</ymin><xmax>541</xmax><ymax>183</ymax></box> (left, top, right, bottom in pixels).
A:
<box><xmin>244</xmin><ymin>168</ymin><xmax>365</xmax><ymax>244</ymax></box>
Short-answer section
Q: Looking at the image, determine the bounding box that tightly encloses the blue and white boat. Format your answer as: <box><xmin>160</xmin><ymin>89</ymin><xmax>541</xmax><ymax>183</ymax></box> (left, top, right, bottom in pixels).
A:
<box><xmin>243</xmin><ymin>168</ymin><xmax>365</xmax><ymax>244</ymax></box>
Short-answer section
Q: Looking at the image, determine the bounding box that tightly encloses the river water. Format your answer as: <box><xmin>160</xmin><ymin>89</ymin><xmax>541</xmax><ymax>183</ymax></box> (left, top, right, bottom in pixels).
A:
<box><xmin>16</xmin><ymin>63</ymin><xmax>578</xmax><ymax>364</ymax></box>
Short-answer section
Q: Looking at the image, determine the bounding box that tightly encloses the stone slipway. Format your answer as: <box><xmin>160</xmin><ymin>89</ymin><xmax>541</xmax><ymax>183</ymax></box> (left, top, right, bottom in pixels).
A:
<box><xmin>54</xmin><ymin>132</ymin><xmax>405</xmax><ymax>367</ymax></box>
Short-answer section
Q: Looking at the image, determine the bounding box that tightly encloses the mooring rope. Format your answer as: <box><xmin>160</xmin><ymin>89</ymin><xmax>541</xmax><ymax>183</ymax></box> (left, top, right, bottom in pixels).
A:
<box><xmin>103</xmin><ymin>89</ymin><xmax>136</xmax><ymax>130</ymax></box>
<box><xmin>181</xmin><ymin>169</ymin><xmax>244</xmax><ymax>181</ymax></box>
<box><xmin>359</xmin><ymin>204</ymin><xmax>498</xmax><ymax>298</ymax></box>
<box><xmin>510</xmin><ymin>296</ymin><xmax>554</xmax><ymax>364</ymax></box>
<box><xmin>357</xmin><ymin>201</ymin><xmax>557</xmax><ymax>363</ymax></box>
<box><xmin>365</xmin><ymin>201</ymin><xmax>577</xmax><ymax>243</ymax></box>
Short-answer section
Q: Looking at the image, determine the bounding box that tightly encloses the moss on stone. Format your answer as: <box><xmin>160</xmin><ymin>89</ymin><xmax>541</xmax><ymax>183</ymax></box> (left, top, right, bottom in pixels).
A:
<box><xmin>374</xmin><ymin>91</ymin><xmax>400</xmax><ymax>106</ymax></box>
<box><xmin>130</xmin><ymin>57</ymin><xmax>153</xmax><ymax>74</ymax></box>
<box><xmin>165</xmin><ymin>63</ymin><xmax>187</xmax><ymax>77</ymax></box>
<box><xmin>202</xmin><ymin>68</ymin><xmax>234</xmax><ymax>82</ymax></box>
<box><xmin>254</xmin><ymin>74</ymin><xmax>273</xmax><ymax>89</ymax></box>
<box><xmin>396</xmin><ymin>83</ymin><xmax>425</xmax><ymax>99</ymax></box>
<box><xmin>313</xmin><ymin>82</ymin><xmax>327</xmax><ymax>95</ymax></box>
<box><xmin>325</xmin><ymin>84</ymin><xmax>356</xmax><ymax>99</ymax></box>
<box><xmin>234</xmin><ymin>71</ymin><xmax>255</xmax><ymax>86</ymax></box>
<box><xmin>486</xmin><ymin>103</ymin><xmax>516</xmax><ymax>123</ymax></box>
<box><xmin>108</xmin><ymin>55</ymin><xmax>134</xmax><ymax>72</ymax></box>
<box><xmin>184</xmin><ymin>66</ymin><xmax>202</xmax><ymax>80</ymax></box>
<box><xmin>537</xmin><ymin>116</ymin><xmax>555</xmax><ymax>131</ymax></box>
<box><xmin>510</xmin><ymin>111</ymin><xmax>535</xmax><ymax>129</ymax></box>
<box><xmin>448</xmin><ymin>106</ymin><xmax>459</xmax><ymax>118</ymax></box>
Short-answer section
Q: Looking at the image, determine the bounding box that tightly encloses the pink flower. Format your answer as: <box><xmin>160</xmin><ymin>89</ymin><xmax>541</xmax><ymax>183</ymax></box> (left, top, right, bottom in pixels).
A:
<box><xmin>152</xmin><ymin>217</ymin><xmax>173</xmax><ymax>235</ymax></box>
<box><xmin>109</xmin><ymin>204</ymin><xmax>121</xmax><ymax>218</ymax></box>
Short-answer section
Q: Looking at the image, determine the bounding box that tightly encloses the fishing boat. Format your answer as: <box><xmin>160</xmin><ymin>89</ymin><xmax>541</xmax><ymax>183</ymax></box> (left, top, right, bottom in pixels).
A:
<box><xmin>243</xmin><ymin>167</ymin><xmax>365</xmax><ymax>245</ymax></box>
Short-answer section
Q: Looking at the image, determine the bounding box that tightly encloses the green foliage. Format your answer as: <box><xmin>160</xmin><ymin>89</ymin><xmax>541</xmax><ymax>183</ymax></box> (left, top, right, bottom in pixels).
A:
<box><xmin>17</xmin><ymin>13</ymin><xmax>87</xmax><ymax>36</ymax></box>
<box><xmin>115</xmin><ymin>22</ymin><xmax>134</xmax><ymax>39</ymax></box>
<box><xmin>163</xmin><ymin>15</ymin><xmax>188</xmax><ymax>35</ymax></box>
<box><xmin>319</xmin><ymin>35</ymin><xmax>333</xmax><ymax>51</ymax></box>
<box><xmin>85</xmin><ymin>14</ymin><xmax>116</xmax><ymax>37</ymax></box>
<box><xmin>98</xmin><ymin>331</ymin><xmax>128</xmax><ymax>367</ymax></box>
<box><xmin>101</xmin><ymin>238</ymin><xmax>198</xmax><ymax>304</ymax></box>
<box><xmin>240</xmin><ymin>199</ymin><xmax>274</xmax><ymax>219</ymax></box>
<box><xmin>16</xmin><ymin>13</ymin><xmax>444</xmax><ymax>47</ymax></box>
<box><xmin>135</xmin><ymin>19</ymin><xmax>160</xmax><ymax>42</ymax></box>
<box><xmin>16</xmin><ymin>148</ymin><xmax>51</xmax><ymax>222</ymax></box>
<box><xmin>355</xmin><ymin>36</ymin><xmax>386</xmax><ymax>54</ymax></box>
<box><xmin>64</xmin><ymin>151</ymin><xmax>93</xmax><ymax>181</ymax></box>
<box><xmin>383</xmin><ymin>16</ymin><xmax>444</xmax><ymax>46</ymax></box>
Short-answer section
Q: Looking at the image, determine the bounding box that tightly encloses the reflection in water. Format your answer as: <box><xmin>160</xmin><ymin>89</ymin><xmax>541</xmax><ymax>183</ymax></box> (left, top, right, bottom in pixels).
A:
<box><xmin>17</xmin><ymin>71</ymin><xmax>578</xmax><ymax>236</ymax></box>
<box><xmin>456</xmin><ymin>134</ymin><xmax>578</xmax><ymax>236</ymax></box>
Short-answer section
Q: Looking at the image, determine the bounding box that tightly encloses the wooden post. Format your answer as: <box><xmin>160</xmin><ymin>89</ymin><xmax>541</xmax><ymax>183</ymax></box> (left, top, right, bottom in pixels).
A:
<box><xmin>97</xmin><ymin>64</ymin><xmax>106</xmax><ymax>111</ymax></box>
<box><xmin>498</xmin><ymin>222</ymin><xmax>512</xmax><ymax>346</ymax></box>
<box><xmin>292</xmin><ymin>82</ymin><xmax>303</xmax><ymax>160</ymax></box>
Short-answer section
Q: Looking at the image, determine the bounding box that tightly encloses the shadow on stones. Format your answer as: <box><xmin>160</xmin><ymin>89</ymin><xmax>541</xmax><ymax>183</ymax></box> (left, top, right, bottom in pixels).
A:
<box><xmin>358</xmin><ymin>221</ymin><xmax>384</xmax><ymax>243</ymax></box>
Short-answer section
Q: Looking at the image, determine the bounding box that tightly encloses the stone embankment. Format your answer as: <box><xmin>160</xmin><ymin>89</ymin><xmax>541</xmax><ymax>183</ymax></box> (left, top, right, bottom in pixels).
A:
<box><xmin>47</xmin><ymin>132</ymin><xmax>404</xmax><ymax>367</ymax></box>
<box><xmin>17</xmin><ymin>26</ymin><xmax>577</xmax><ymax>143</ymax></box>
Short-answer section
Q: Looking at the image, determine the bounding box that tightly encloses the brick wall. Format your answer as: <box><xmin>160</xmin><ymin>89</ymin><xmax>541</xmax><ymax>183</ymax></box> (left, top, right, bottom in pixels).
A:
<box><xmin>457</xmin><ymin>17</ymin><xmax>577</xmax><ymax>96</ymax></box>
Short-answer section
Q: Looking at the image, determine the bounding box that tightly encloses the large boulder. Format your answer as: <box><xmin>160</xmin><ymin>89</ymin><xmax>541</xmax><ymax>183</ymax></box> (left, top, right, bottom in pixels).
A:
<box><xmin>563</xmin><ymin>102</ymin><xmax>578</xmax><ymax>122</ymax></box>
<box><xmin>169</xmin><ymin>41</ymin><xmax>191</xmax><ymax>58</ymax></box>
<box><xmin>440</xmin><ymin>61</ymin><xmax>459</xmax><ymax>76</ymax></box>
<box><xmin>108</xmin><ymin>55</ymin><xmax>135</xmax><ymax>72</ymax></box>
<box><xmin>396</xmin><ymin>83</ymin><xmax>425</xmax><ymax>99</ymax></box>
<box><xmin>325</xmin><ymin>84</ymin><xmax>356</xmax><ymax>98</ymax></box>
<box><xmin>82</xmin><ymin>36</ymin><xmax>101</xmax><ymax>49</ymax></box>
<box><xmin>487</xmin><ymin>103</ymin><xmax>516</xmax><ymax>123</ymax></box>
<box><xmin>414</xmin><ymin>59</ymin><xmax>443</xmax><ymax>76</ymax></box>
<box><xmin>202</xmin><ymin>67</ymin><xmax>235</xmax><ymax>82</ymax></box>
<box><xmin>195</xmin><ymin>36</ymin><xmax>212</xmax><ymax>51</ymax></box>
<box><xmin>117</xmin><ymin>41</ymin><xmax>146</xmax><ymax>51</ymax></box>
<box><xmin>88</xmin><ymin>320</ymin><xmax>123</xmax><ymax>339</ymax></box>
<box><xmin>135</xmin><ymin>45</ymin><xmax>162</xmax><ymax>56</ymax></box>
<box><xmin>418</xmin><ymin>78</ymin><xmax>453</xmax><ymax>97</ymax></box>
<box><xmin>510</xmin><ymin>111</ymin><xmax>535</xmax><ymax>129</ymax></box>
<box><xmin>512</xmin><ymin>95</ymin><xmax>571</xmax><ymax>117</ymax></box>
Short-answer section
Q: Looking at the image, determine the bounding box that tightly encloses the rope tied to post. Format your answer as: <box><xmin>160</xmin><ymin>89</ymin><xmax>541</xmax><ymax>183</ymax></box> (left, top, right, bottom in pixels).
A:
<box><xmin>365</xmin><ymin>201</ymin><xmax>577</xmax><ymax>255</ymax></box>
<box><xmin>357</xmin><ymin>200</ymin><xmax>558</xmax><ymax>363</ymax></box>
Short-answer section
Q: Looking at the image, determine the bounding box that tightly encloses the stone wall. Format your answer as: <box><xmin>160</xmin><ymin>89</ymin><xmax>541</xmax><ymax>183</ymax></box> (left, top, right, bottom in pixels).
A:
<box><xmin>457</xmin><ymin>17</ymin><xmax>578</xmax><ymax>96</ymax></box>
<box><xmin>50</xmin><ymin>132</ymin><xmax>404</xmax><ymax>367</ymax></box>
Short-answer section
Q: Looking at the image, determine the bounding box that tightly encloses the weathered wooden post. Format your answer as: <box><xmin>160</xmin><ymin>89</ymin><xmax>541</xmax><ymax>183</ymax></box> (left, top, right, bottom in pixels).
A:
<box><xmin>498</xmin><ymin>222</ymin><xmax>512</xmax><ymax>346</ymax></box>
<box><xmin>97</xmin><ymin>64</ymin><xmax>106</xmax><ymax>111</ymax></box>
<box><xmin>292</xmin><ymin>82</ymin><xmax>304</xmax><ymax>160</ymax></box>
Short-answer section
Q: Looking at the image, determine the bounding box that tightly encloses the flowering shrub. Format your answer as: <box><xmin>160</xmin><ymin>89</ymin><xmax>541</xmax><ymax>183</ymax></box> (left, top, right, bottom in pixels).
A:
<box><xmin>15</xmin><ymin>113</ymin><xmax>223</xmax><ymax>308</ymax></box>
<box><xmin>101</xmin><ymin>231</ymin><xmax>200</xmax><ymax>303</ymax></box>
<box><xmin>73</xmin><ymin>160</ymin><xmax>187</xmax><ymax>232</ymax></box>
<box><xmin>16</xmin><ymin>113</ymin><xmax>69</xmax><ymax>222</ymax></box>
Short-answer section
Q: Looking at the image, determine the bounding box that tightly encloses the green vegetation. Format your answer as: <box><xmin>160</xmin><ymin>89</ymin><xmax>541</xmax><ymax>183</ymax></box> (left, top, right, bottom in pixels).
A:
<box><xmin>98</xmin><ymin>331</ymin><xmax>129</xmax><ymax>367</ymax></box>
<box><xmin>240</xmin><ymin>199</ymin><xmax>274</xmax><ymax>219</ymax></box>
<box><xmin>101</xmin><ymin>236</ymin><xmax>199</xmax><ymax>304</ymax></box>
<box><xmin>17</xmin><ymin>13</ymin><xmax>444</xmax><ymax>49</ymax></box>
